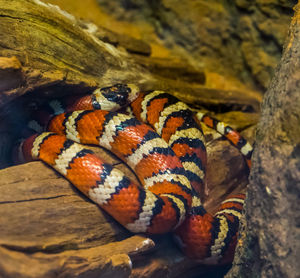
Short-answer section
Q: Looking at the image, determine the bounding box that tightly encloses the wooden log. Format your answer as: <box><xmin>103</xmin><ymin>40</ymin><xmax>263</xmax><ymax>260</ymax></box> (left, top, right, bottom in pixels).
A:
<box><xmin>0</xmin><ymin>0</ymin><xmax>151</xmax><ymax>107</ymax></box>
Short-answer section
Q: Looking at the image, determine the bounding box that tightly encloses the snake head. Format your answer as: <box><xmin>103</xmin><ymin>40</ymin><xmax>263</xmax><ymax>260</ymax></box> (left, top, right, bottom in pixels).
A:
<box><xmin>94</xmin><ymin>84</ymin><xmax>140</xmax><ymax>110</ymax></box>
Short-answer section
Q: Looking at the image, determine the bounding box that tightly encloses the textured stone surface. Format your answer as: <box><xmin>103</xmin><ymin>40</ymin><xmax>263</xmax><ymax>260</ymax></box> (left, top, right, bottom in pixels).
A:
<box><xmin>97</xmin><ymin>0</ymin><xmax>295</xmax><ymax>90</ymax></box>
<box><xmin>226</xmin><ymin>3</ymin><xmax>300</xmax><ymax>278</ymax></box>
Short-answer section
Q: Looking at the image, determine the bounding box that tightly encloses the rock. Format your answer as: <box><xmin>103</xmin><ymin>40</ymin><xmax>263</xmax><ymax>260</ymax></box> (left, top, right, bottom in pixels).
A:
<box><xmin>235</xmin><ymin>0</ymin><xmax>252</xmax><ymax>9</ymax></box>
<box><xmin>226</xmin><ymin>3</ymin><xmax>300</xmax><ymax>277</ymax></box>
<box><xmin>241</xmin><ymin>42</ymin><xmax>279</xmax><ymax>89</ymax></box>
<box><xmin>97</xmin><ymin>0</ymin><xmax>295</xmax><ymax>89</ymax></box>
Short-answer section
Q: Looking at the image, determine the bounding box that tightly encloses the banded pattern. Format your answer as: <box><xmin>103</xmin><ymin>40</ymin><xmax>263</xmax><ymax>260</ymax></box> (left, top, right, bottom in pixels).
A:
<box><xmin>23</xmin><ymin>132</ymin><xmax>191</xmax><ymax>234</ymax></box>
<box><xmin>46</xmin><ymin>110</ymin><xmax>195</xmax><ymax>232</ymax></box>
<box><xmin>196</xmin><ymin>112</ymin><xmax>252</xmax><ymax>168</ymax></box>
<box><xmin>28</xmin><ymin>84</ymin><xmax>139</xmax><ymax>133</ymax></box>
<box><xmin>19</xmin><ymin>84</ymin><xmax>250</xmax><ymax>265</ymax></box>
<box><xmin>174</xmin><ymin>194</ymin><xmax>245</xmax><ymax>264</ymax></box>
<box><xmin>131</xmin><ymin>91</ymin><xmax>207</xmax><ymax>195</ymax></box>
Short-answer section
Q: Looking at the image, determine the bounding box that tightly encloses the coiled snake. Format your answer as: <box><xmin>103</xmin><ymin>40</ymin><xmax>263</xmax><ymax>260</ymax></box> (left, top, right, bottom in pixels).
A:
<box><xmin>16</xmin><ymin>84</ymin><xmax>252</xmax><ymax>265</ymax></box>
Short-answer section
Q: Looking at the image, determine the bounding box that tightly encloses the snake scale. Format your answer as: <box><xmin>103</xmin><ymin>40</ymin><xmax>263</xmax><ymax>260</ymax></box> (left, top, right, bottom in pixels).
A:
<box><xmin>16</xmin><ymin>84</ymin><xmax>252</xmax><ymax>265</ymax></box>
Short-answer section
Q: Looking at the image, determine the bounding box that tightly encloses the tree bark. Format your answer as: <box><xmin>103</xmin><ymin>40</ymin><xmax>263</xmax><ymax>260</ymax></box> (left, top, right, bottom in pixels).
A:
<box><xmin>0</xmin><ymin>0</ymin><xmax>153</xmax><ymax>107</ymax></box>
<box><xmin>226</xmin><ymin>4</ymin><xmax>300</xmax><ymax>278</ymax></box>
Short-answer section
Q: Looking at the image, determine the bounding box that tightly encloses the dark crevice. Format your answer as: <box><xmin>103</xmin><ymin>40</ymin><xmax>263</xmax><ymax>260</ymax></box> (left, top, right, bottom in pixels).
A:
<box><xmin>0</xmin><ymin>14</ymin><xmax>24</xmax><ymax>20</ymax></box>
<box><xmin>0</xmin><ymin>194</ymin><xmax>71</xmax><ymax>205</ymax></box>
<box><xmin>192</xmin><ymin>102</ymin><xmax>256</xmax><ymax>114</ymax></box>
<box><xmin>1</xmin><ymin>242</ymin><xmax>79</xmax><ymax>255</ymax></box>
<box><xmin>252</xmin><ymin>21</ymin><xmax>284</xmax><ymax>54</ymax></box>
<box><xmin>257</xmin><ymin>3</ymin><xmax>296</xmax><ymax>18</ymax></box>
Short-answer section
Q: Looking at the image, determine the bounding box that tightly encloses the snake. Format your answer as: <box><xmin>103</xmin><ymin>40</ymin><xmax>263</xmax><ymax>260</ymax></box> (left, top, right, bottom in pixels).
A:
<box><xmin>15</xmin><ymin>84</ymin><xmax>252</xmax><ymax>265</ymax></box>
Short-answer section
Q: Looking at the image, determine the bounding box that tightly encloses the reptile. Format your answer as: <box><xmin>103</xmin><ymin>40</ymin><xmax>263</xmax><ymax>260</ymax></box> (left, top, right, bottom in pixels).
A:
<box><xmin>15</xmin><ymin>84</ymin><xmax>252</xmax><ymax>265</ymax></box>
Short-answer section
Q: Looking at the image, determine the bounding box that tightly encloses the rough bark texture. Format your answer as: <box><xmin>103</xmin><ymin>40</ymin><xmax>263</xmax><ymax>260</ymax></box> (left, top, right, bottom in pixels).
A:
<box><xmin>0</xmin><ymin>0</ymin><xmax>152</xmax><ymax>107</ymax></box>
<box><xmin>226</xmin><ymin>4</ymin><xmax>300</xmax><ymax>278</ymax></box>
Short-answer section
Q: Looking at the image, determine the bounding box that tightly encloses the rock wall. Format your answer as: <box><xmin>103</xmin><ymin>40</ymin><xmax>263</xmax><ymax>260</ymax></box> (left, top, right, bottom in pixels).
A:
<box><xmin>97</xmin><ymin>0</ymin><xmax>295</xmax><ymax>90</ymax></box>
<box><xmin>226</xmin><ymin>3</ymin><xmax>300</xmax><ymax>277</ymax></box>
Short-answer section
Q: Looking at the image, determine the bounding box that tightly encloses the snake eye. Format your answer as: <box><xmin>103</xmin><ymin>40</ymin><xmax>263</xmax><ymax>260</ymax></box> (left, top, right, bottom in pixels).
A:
<box><xmin>100</xmin><ymin>84</ymin><xmax>140</xmax><ymax>106</ymax></box>
<box><xmin>100</xmin><ymin>84</ymin><xmax>127</xmax><ymax>105</ymax></box>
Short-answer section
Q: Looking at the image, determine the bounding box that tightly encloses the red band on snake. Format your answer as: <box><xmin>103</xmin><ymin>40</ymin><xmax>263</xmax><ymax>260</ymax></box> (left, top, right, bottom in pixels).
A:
<box><xmin>18</xmin><ymin>84</ymin><xmax>249</xmax><ymax>265</ymax></box>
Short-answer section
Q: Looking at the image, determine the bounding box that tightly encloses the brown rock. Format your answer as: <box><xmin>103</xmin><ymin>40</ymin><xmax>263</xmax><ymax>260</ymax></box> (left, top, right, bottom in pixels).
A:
<box><xmin>226</xmin><ymin>3</ymin><xmax>300</xmax><ymax>277</ymax></box>
<box><xmin>97</xmin><ymin>0</ymin><xmax>295</xmax><ymax>89</ymax></box>
<box><xmin>241</xmin><ymin>42</ymin><xmax>279</xmax><ymax>89</ymax></box>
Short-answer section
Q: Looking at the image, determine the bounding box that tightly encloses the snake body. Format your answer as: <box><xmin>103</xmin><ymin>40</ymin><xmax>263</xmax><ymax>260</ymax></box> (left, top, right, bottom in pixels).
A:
<box><xmin>18</xmin><ymin>84</ymin><xmax>251</xmax><ymax>265</ymax></box>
